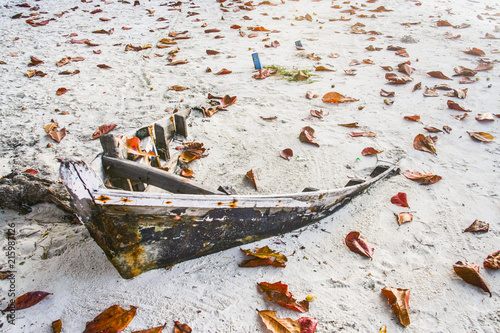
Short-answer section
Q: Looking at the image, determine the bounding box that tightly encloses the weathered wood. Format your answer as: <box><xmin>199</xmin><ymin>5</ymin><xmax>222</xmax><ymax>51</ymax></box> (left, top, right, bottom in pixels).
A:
<box><xmin>99</xmin><ymin>134</ymin><xmax>120</xmax><ymax>158</ymax></box>
<box><xmin>154</xmin><ymin>123</ymin><xmax>170</xmax><ymax>161</ymax></box>
<box><xmin>102</xmin><ymin>155</ymin><xmax>220</xmax><ymax>195</ymax></box>
<box><xmin>174</xmin><ymin>114</ymin><xmax>187</xmax><ymax>137</ymax></box>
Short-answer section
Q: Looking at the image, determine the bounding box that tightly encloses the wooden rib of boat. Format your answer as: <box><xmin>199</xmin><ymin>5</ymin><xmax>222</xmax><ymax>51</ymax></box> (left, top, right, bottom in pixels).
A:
<box><xmin>60</xmin><ymin>121</ymin><xmax>398</xmax><ymax>278</ymax></box>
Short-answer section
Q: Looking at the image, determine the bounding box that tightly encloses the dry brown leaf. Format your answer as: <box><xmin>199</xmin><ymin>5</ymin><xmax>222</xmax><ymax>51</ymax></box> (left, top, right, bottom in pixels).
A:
<box><xmin>463</xmin><ymin>47</ymin><xmax>485</xmax><ymax>56</ymax></box>
<box><xmin>427</xmin><ymin>71</ymin><xmax>452</xmax><ymax>80</ymax></box>
<box><xmin>413</xmin><ymin>134</ymin><xmax>437</xmax><ymax>154</ymax></box>
<box><xmin>299</xmin><ymin>126</ymin><xmax>319</xmax><ymax>146</ymax></box>
<box><xmin>397</xmin><ymin>212</ymin><xmax>413</xmax><ymax>225</ymax></box>
<box><xmin>447</xmin><ymin>100</ymin><xmax>470</xmax><ymax>112</ymax></box>
<box><xmin>361</xmin><ymin>147</ymin><xmax>383</xmax><ymax>156</ymax></box>
<box><xmin>258</xmin><ymin>310</ymin><xmax>300</xmax><ymax>333</ymax></box>
<box><xmin>215</xmin><ymin>68</ymin><xmax>232</xmax><ymax>75</ymax></box>
<box><xmin>322</xmin><ymin>92</ymin><xmax>358</xmax><ymax>103</ymax></box>
<box><xmin>349</xmin><ymin>131</ymin><xmax>376</xmax><ymax>137</ymax></box>
<box><xmin>381</xmin><ymin>287</ymin><xmax>411</xmax><ymax>327</ymax></box>
<box><xmin>338</xmin><ymin>122</ymin><xmax>359</xmax><ymax>128</ymax></box>
<box><xmin>467</xmin><ymin>131</ymin><xmax>494</xmax><ymax>142</ymax></box>
<box><xmin>476</xmin><ymin>113</ymin><xmax>495</xmax><ymax>122</ymax></box>
<box><xmin>245</xmin><ymin>169</ymin><xmax>258</xmax><ymax>190</ymax></box>
<box><xmin>401</xmin><ymin>170</ymin><xmax>442</xmax><ymax>185</ymax></box>
<box><xmin>484</xmin><ymin>251</ymin><xmax>500</xmax><ymax>269</ymax></box>
<box><xmin>463</xmin><ymin>220</ymin><xmax>489</xmax><ymax>233</ymax></box>
<box><xmin>453</xmin><ymin>261</ymin><xmax>491</xmax><ymax>296</ymax></box>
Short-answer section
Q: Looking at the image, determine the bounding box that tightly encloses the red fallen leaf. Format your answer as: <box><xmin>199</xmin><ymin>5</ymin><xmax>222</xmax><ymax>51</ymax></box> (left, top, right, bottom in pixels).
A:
<box><xmin>413</xmin><ymin>134</ymin><xmax>437</xmax><ymax>154</ymax></box>
<box><xmin>240</xmin><ymin>246</ymin><xmax>287</xmax><ymax>267</ymax></box>
<box><xmin>398</xmin><ymin>61</ymin><xmax>413</xmax><ymax>75</ymax></box>
<box><xmin>258</xmin><ymin>282</ymin><xmax>309</xmax><ymax>313</ymax></box>
<box><xmin>349</xmin><ymin>131</ymin><xmax>376</xmax><ymax>137</ymax></box>
<box><xmin>337</xmin><ymin>122</ymin><xmax>359</xmax><ymax>128</ymax></box>
<box><xmin>49</xmin><ymin>127</ymin><xmax>67</xmax><ymax>143</ymax></box>
<box><xmin>467</xmin><ymin>131</ymin><xmax>494</xmax><ymax>142</ymax></box>
<box><xmin>97</xmin><ymin>64</ymin><xmax>112</xmax><ymax>69</ymax></box>
<box><xmin>230</xmin><ymin>24</ymin><xmax>242</xmax><ymax>29</ymax></box>
<box><xmin>401</xmin><ymin>170</ymin><xmax>442</xmax><ymax>185</ymax></box>
<box><xmin>412</xmin><ymin>82</ymin><xmax>422</xmax><ymax>91</ymax></box>
<box><xmin>453</xmin><ymin>261</ymin><xmax>491</xmax><ymax>296</ymax></box>
<box><xmin>131</xmin><ymin>324</ymin><xmax>166</xmax><ymax>333</ymax></box>
<box><xmin>361</xmin><ymin>147</ymin><xmax>383</xmax><ymax>156</ymax></box>
<box><xmin>280</xmin><ymin>148</ymin><xmax>293</xmax><ymax>160</ymax></box>
<box><xmin>1</xmin><ymin>291</ymin><xmax>52</xmax><ymax>312</ymax></box>
<box><xmin>180</xmin><ymin>168</ymin><xmax>194</xmax><ymax>178</ymax></box>
<box><xmin>484</xmin><ymin>251</ymin><xmax>500</xmax><ymax>269</ymax></box>
<box><xmin>299</xmin><ymin>126</ymin><xmax>319</xmax><ymax>147</ymax></box>
<box><xmin>445</xmin><ymin>88</ymin><xmax>467</xmax><ymax>99</ymax></box>
<box><xmin>380</xmin><ymin>89</ymin><xmax>395</xmax><ymax>97</ymax></box>
<box><xmin>204</xmin><ymin>28</ymin><xmax>221</xmax><ymax>33</ymax></box>
<box><xmin>56</xmin><ymin>87</ymin><xmax>67</xmax><ymax>95</ymax></box>
<box><xmin>424</xmin><ymin>126</ymin><xmax>443</xmax><ymax>133</ymax></box>
<box><xmin>91</xmin><ymin>124</ymin><xmax>117</xmax><ymax>140</ymax></box>
<box><xmin>56</xmin><ymin>57</ymin><xmax>71</xmax><ymax>67</ymax></box>
<box><xmin>463</xmin><ymin>47</ymin><xmax>485</xmax><ymax>56</ymax></box>
<box><xmin>52</xmin><ymin>319</ymin><xmax>62</xmax><ymax>333</ymax></box>
<box><xmin>179</xmin><ymin>150</ymin><xmax>208</xmax><ymax>163</ymax></box>
<box><xmin>381</xmin><ymin>287</ymin><xmax>411</xmax><ymax>327</ymax></box>
<box><xmin>391</xmin><ymin>192</ymin><xmax>409</xmax><ymax>208</ymax></box>
<box><xmin>258</xmin><ymin>310</ymin><xmax>301</xmax><ymax>333</ymax></box>
<box><xmin>404</xmin><ymin>115</ymin><xmax>422</xmax><ymax>123</ymax></box>
<box><xmin>395</xmin><ymin>49</ymin><xmax>409</xmax><ymax>57</ymax></box>
<box><xmin>345</xmin><ymin>231</ymin><xmax>374</xmax><ymax>259</ymax></box>
<box><xmin>397</xmin><ymin>212</ymin><xmax>413</xmax><ymax>225</ymax></box>
<box><xmin>298</xmin><ymin>317</ymin><xmax>317</xmax><ymax>333</ymax></box>
<box><xmin>23</xmin><ymin>169</ymin><xmax>37</xmax><ymax>175</ymax></box>
<box><xmin>476</xmin><ymin>113</ymin><xmax>495</xmax><ymax>122</ymax></box>
<box><xmin>447</xmin><ymin>100</ymin><xmax>470</xmax><ymax>112</ymax></box>
<box><xmin>427</xmin><ymin>71</ymin><xmax>452</xmax><ymax>80</ymax></box>
<box><xmin>173</xmin><ymin>321</ymin><xmax>191</xmax><ymax>333</ymax></box>
<box><xmin>474</xmin><ymin>63</ymin><xmax>493</xmax><ymax>71</ymax></box>
<box><xmin>253</xmin><ymin>68</ymin><xmax>271</xmax><ymax>79</ymax></box>
<box><xmin>167</xmin><ymin>60</ymin><xmax>189</xmax><ymax>66</ymax></box>
<box><xmin>215</xmin><ymin>68</ymin><xmax>231</xmax><ymax>75</ymax></box>
<box><xmin>83</xmin><ymin>305</ymin><xmax>137</xmax><ymax>333</ymax></box>
<box><xmin>206</xmin><ymin>50</ymin><xmax>220</xmax><ymax>55</ymax></box>
<box><xmin>437</xmin><ymin>20</ymin><xmax>453</xmax><ymax>26</ymax></box>
<box><xmin>245</xmin><ymin>169</ymin><xmax>258</xmax><ymax>190</ymax></box>
<box><xmin>453</xmin><ymin>66</ymin><xmax>477</xmax><ymax>77</ymax></box>
<box><xmin>28</xmin><ymin>56</ymin><xmax>44</xmax><ymax>66</ymax></box>
<box><xmin>322</xmin><ymin>92</ymin><xmax>358</xmax><ymax>103</ymax></box>
<box><xmin>463</xmin><ymin>220</ymin><xmax>489</xmax><ymax>233</ymax></box>
<box><xmin>221</xmin><ymin>95</ymin><xmax>237</xmax><ymax>107</ymax></box>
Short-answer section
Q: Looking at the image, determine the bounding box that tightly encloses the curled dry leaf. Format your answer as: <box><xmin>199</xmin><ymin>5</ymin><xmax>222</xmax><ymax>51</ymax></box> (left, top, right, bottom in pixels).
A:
<box><xmin>459</xmin><ymin>77</ymin><xmax>475</xmax><ymax>84</ymax></box>
<box><xmin>169</xmin><ymin>85</ymin><xmax>189</xmax><ymax>91</ymax></box>
<box><xmin>397</xmin><ymin>212</ymin><xmax>413</xmax><ymax>225</ymax></box>
<box><xmin>443</xmin><ymin>125</ymin><xmax>452</xmax><ymax>133</ymax></box>
<box><xmin>447</xmin><ymin>100</ymin><xmax>470</xmax><ymax>112</ymax></box>
<box><xmin>412</xmin><ymin>82</ymin><xmax>422</xmax><ymax>91</ymax></box>
<box><xmin>28</xmin><ymin>56</ymin><xmax>44</xmax><ymax>66</ymax></box>
<box><xmin>361</xmin><ymin>147</ymin><xmax>383</xmax><ymax>156</ymax></box>
<box><xmin>221</xmin><ymin>95</ymin><xmax>237</xmax><ymax>107</ymax></box>
<box><xmin>56</xmin><ymin>57</ymin><xmax>71</xmax><ymax>67</ymax></box>
<box><xmin>423</xmin><ymin>87</ymin><xmax>439</xmax><ymax>97</ymax></box>
<box><xmin>463</xmin><ymin>219</ymin><xmax>489</xmax><ymax>233</ymax></box>
<box><xmin>173</xmin><ymin>321</ymin><xmax>192</xmax><ymax>333</ymax></box>
<box><xmin>56</xmin><ymin>87</ymin><xmax>67</xmax><ymax>95</ymax></box>
<box><xmin>476</xmin><ymin>113</ymin><xmax>495</xmax><ymax>122</ymax></box>
<box><xmin>1</xmin><ymin>291</ymin><xmax>52</xmax><ymax>312</ymax></box>
<box><xmin>322</xmin><ymin>92</ymin><xmax>358</xmax><ymax>103</ymax></box>
<box><xmin>445</xmin><ymin>88</ymin><xmax>467</xmax><ymax>99</ymax></box>
<box><xmin>401</xmin><ymin>170</ymin><xmax>442</xmax><ymax>185</ymax></box>
<box><xmin>391</xmin><ymin>192</ymin><xmax>409</xmax><ymax>208</ymax></box>
<box><xmin>240</xmin><ymin>246</ymin><xmax>287</xmax><ymax>267</ymax></box>
<box><xmin>83</xmin><ymin>305</ymin><xmax>137</xmax><ymax>333</ymax></box>
<box><xmin>463</xmin><ymin>47</ymin><xmax>485</xmax><ymax>56</ymax></box>
<box><xmin>453</xmin><ymin>66</ymin><xmax>477</xmax><ymax>77</ymax></box>
<box><xmin>413</xmin><ymin>134</ymin><xmax>437</xmax><ymax>154</ymax></box>
<box><xmin>179</xmin><ymin>149</ymin><xmax>208</xmax><ymax>163</ymax></box>
<box><xmin>97</xmin><ymin>64</ymin><xmax>112</xmax><ymax>69</ymax></box>
<box><xmin>484</xmin><ymin>251</ymin><xmax>500</xmax><ymax>269</ymax></box>
<box><xmin>344</xmin><ymin>69</ymin><xmax>357</xmax><ymax>76</ymax></box>
<box><xmin>380</xmin><ymin>65</ymin><xmax>393</xmax><ymax>71</ymax></box>
<box><xmin>132</xmin><ymin>324</ymin><xmax>166</xmax><ymax>333</ymax></box>
<box><xmin>349</xmin><ymin>131</ymin><xmax>376</xmax><ymax>137</ymax></box>
<box><xmin>258</xmin><ymin>282</ymin><xmax>309</xmax><ymax>313</ymax></box>
<box><xmin>253</xmin><ymin>68</ymin><xmax>271</xmax><ymax>79</ymax></box>
<box><xmin>258</xmin><ymin>310</ymin><xmax>301</xmax><ymax>333</ymax></box>
<box><xmin>298</xmin><ymin>317</ymin><xmax>318</xmax><ymax>333</ymax></box>
<box><xmin>305</xmin><ymin>91</ymin><xmax>314</xmax><ymax>99</ymax></box>
<box><xmin>381</xmin><ymin>287</ymin><xmax>411</xmax><ymax>327</ymax></box>
<box><xmin>338</xmin><ymin>122</ymin><xmax>359</xmax><ymax>128</ymax></box>
<box><xmin>26</xmin><ymin>70</ymin><xmax>46</xmax><ymax>78</ymax></box>
<box><xmin>299</xmin><ymin>126</ymin><xmax>319</xmax><ymax>147</ymax></box>
<box><xmin>52</xmin><ymin>319</ymin><xmax>62</xmax><ymax>333</ymax></box>
<box><xmin>310</xmin><ymin>110</ymin><xmax>324</xmax><ymax>119</ymax></box>
<box><xmin>91</xmin><ymin>124</ymin><xmax>117</xmax><ymax>140</ymax></box>
<box><xmin>427</xmin><ymin>71</ymin><xmax>452</xmax><ymax>80</ymax></box>
<box><xmin>180</xmin><ymin>168</ymin><xmax>194</xmax><ymax>178</ymax></box>
<box><xmin>280</xmin><ymin>148</ymin><xmax>293</xmax><ymax>160</ymax></box>
<box><xmin>424</xmin><ymin>126</ymin><xmax>443</xmax><ymax>133</ymax></box>
<box><xmin>167</xmin><ymin>60</ymin><xmax>189</xmax><ymax>66</ymax></box>
<box><xmin>315</xmin><ymin>65</ymin><xmax>335</xmax><ymax>72</ymax></box>
<box><xmin>453</xmin><ymin>261</ymin><xmax>491</xmax><ymax>296</ymax></box>
<box><xmin>49</xmin><ymin>127</ymin><xmax>67</xmax><ymax>143</ymax></box>
<box><xmin>380</xmin><ymin>89</ymin><xmax>395</xmax><ymax>97</ymax></box>
<box><xmin>215</xmin><ymin>68</ymin><xmax>232</xmax><ymax>75</ymax></box>
<box><xmin>398</xmin><ymin>61</ymin><xmax>413</xmax><ymax>76</ymax></box>
<box><xmin>294</xmin><ymin>71</ymin><xmax>310</xmax><ymax>81</ymax></box>
<box><xmin>206</xmin><ymin>50</ymin><xmax>220</xmax><ymax>55</ymax></box>
<box><xmin>437</xmin><ymin>20</ymin><xmax>453</xmax><ymax>26</ymax></box>
<box><xmin>345</xmin><ymin>231</ymin><xmax>374</xmax><ymax>259</ymax></box>
<box><xmin>404</xmin><ymin>115</ymin><xmax>422</xmax><ymax>123</ymax></box>
<box><xmin>385</xmin><ymin>73</ymin><xmax>413</xmax><ymax>84</ymax></box>
<box><xmin>467</xmin><ymin>131</ymin><xmax>494</xmax><ymax>142</ymax></box>
<box><xmin>245</xmin><ymin>169</ymin><xmax>258</xmax><ymax>190</ymax></box>
<box><xmin>474</xmin><ymin>63</ymin><xmax>493</xmax><ymax>71</ymax></box>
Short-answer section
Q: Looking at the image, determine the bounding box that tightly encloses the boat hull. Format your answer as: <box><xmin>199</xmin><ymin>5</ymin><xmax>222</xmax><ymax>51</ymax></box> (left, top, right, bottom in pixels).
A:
<box><xmin>60</xmin><ymin>160</ymin><xmax>397</xmax><ymax>278</ymax></box>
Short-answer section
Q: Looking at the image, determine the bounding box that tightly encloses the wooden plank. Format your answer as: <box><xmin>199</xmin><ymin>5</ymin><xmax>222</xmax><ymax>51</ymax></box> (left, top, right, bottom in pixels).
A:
<box><xmin>154</xmin><ymin>123</ymin><xmax>170</xmax><ymax>161</ymax></box>
<box><xmin>174</xmin><ymin>114</ymin><xmax>187</xmax><ymax>137</ymax></box>
<box><xmin>99</xmin><ymin>134</ymin><xmax>120</xmax><ymax>158</ymax></box>
<box><xmin>102</xmin><ymin>155</ymin><xmax>221</xmax><ymax>195</ymax></box>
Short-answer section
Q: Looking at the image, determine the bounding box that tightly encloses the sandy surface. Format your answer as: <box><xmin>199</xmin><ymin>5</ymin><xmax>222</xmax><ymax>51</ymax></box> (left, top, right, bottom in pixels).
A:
<box><xmin>0</xmin><ymin>0</ymin><xmax>499</xmax><ymax>332</ymax></box>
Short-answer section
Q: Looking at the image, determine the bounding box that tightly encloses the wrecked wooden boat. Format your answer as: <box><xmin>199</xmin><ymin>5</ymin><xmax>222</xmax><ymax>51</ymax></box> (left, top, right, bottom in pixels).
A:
<box><xmin>60</xmin><ymin>120</ymin><xmax>398</xmax><ymax>278</ymax></box>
